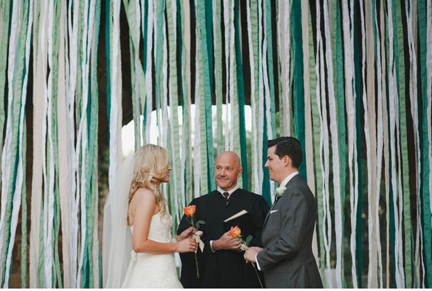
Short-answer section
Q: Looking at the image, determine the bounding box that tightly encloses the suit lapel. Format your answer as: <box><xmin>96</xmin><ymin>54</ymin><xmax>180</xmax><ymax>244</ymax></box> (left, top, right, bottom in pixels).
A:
<box><xmin>262</xmin><ymin>176</ymin><xmax>299</xmax><ymax>226</ymax></box>
<box><xmin>263</xmin><ymin>194</ymin><xmax>282</xmax><ymax>226</ymax></box>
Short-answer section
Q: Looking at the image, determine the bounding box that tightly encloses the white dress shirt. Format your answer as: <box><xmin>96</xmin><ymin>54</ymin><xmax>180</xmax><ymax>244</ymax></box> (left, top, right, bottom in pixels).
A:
<box><xmin>210</xmin><ymin>185</ymin><xmax>240</xmax><ymax>252</ymax></box>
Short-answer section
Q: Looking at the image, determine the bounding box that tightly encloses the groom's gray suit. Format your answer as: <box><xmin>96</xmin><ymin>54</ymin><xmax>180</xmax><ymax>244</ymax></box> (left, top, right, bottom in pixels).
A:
<box><xmin>257</xmin><ymin>174</ymin><xmax>323</xmax><ymax>288</ymax></box>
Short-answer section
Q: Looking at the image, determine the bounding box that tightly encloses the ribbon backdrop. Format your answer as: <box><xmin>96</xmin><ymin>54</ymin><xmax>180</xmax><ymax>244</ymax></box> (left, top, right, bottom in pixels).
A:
<box><xmin>0</xmin><ymin>0</ymin><xmax>431</xmax><ymax>288</ymax></box>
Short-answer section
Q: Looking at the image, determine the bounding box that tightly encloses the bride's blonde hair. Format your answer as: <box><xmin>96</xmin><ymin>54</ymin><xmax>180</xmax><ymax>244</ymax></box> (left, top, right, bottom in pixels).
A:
<box><xmin>127</xmin><ymin>144</ymin><xmax>169</xmax><ymax>226</ymax></box>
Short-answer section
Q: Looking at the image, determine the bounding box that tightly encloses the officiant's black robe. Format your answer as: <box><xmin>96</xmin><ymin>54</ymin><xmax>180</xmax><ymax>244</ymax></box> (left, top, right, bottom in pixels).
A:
<box><xmin>177</xmin><ymin>189</ymin><xmax>269</xmax><ymax>288</ymax></box>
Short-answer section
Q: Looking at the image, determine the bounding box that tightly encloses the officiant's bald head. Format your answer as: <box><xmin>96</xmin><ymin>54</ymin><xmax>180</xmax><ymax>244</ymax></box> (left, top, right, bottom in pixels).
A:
<box><xmin>214</xmin><ymin>151</ymin><xmax>243</xmax><ymax>191</ymax></box>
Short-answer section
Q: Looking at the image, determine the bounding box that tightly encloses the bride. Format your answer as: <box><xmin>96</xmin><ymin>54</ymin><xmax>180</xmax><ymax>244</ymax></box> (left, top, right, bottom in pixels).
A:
<box><xmin>103</xmin><ymin>144</ymin><xmax>197</xmax><ymax>288</ymax></box>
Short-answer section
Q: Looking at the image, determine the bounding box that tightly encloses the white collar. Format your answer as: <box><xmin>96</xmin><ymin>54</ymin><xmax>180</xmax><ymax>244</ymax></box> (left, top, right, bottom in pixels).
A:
<box><xmin>217</xmin><ymin>185</ymin><xmax>239</xmax><ymax>199</ymax></box>
<box><xmin>280</xmin><ymin>171</ymin><xmax>299</xmax><ymax>188</ymax></box>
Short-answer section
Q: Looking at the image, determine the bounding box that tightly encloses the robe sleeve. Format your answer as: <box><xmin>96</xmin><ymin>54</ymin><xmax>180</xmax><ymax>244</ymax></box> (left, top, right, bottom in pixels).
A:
<box><xmin>249</xmin><ymin>196</ymin><xmax>270</xmax><ymax>247</ymax></box>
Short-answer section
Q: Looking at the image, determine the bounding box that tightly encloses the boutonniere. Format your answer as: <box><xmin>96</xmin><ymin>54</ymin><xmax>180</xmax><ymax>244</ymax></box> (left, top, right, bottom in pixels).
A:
<box><xmin>274</xmin><ymin>186</ymin><xmax>286</xmax><ymax>197</ymax></box>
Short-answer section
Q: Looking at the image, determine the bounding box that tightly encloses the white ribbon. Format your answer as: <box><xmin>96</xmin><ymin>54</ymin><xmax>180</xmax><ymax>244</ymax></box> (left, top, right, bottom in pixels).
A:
<box><xmin>145</xmin><ymin>0</ymin><xmax>154</xmax><ymax>144</ymax></box>
<box><xmin>426</xmin><ymin>0</ymin><xmax>432</xmax><ymax>227</ymax></box>
<box><xmin>4</xmin><ymin>0</ymin><xmax>34</xmax><ymax>286</ymax></box>
<box><xmin>314</xmin><ymin>4</ymin><xmax>332</xmax><ymax>283</ymax></box>
<box><xmin>193</xmin><ymin>231</ymin><xmax>204</xmax><ymax>253</ymax></box>
<box><xmin>193</xmin><ymin>36</ymin><xmax>201</xmax><ymax>198</ymax></box>
<box><xmin>246</xmin><ymin>0</ymin><xmax>259</xmax><ymax>194</ymax></box>
<box><xmin>0</xmin><ymin>0</ymin><xmax>20</xmax><ymax>282</ymax></box>
<box><xmin>387</xmin><ymin>0</ymin><xmax>404</xmax><ymax>286</ymax></box>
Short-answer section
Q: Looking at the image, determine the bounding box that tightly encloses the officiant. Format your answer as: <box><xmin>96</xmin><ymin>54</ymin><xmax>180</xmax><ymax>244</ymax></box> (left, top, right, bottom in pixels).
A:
<box><xmin>177</xmin><ymin>151</ymin><xmax>269</xmax><ymax>288</ymax></box>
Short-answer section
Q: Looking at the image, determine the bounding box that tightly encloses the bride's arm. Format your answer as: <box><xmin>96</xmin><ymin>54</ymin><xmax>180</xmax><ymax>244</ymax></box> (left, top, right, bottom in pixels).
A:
<box><xmin>131</xmin><ymin>189</ymin><xmax>197</xmax><ymax>254</ymax></box>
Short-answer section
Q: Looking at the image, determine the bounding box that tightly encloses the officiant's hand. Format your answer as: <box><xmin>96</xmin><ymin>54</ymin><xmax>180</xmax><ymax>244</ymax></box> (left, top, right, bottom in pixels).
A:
<box><xmin>175</xmin><ymin>226</ymin><xmax>197</xmax><ymax>242</ymax></box>
<box><xmin>176</xmin><ymin>237</ymin><xmax>198</xmax><ymax>253</ymax></box>
<box><xmin>212</xmin><ymin>230</ymin><xmax>242</xmax><ymax>251</ymax></box>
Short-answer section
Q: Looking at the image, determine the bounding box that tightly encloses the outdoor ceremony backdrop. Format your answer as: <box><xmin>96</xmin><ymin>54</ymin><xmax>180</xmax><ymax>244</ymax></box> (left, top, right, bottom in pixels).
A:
<box><xmin>0</xmin><ymin>0</ymin><xmax>431</xmax><ymax>288</ymax></box>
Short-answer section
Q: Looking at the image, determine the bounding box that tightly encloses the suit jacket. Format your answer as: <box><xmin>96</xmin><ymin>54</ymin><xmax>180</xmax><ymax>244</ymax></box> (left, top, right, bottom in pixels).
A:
<box><xmin>177</xmin><ymin>189</ymin><xmax>269</xmax><ymax>288</ymax></box>
<box><xmin>257</xmin><ymin>174</ymin><xmax>323</xmax><ymax>288</ymax></box>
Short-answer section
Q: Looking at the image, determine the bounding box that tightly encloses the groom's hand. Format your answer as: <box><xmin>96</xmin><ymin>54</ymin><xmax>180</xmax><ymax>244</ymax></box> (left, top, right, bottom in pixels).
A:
<box><xmin>244</xmin><ymin>247</ymin><xmax>262</xmax><ymax>262</ymax></box>
<box><xmin>212</xmin><ymin>230</ymin><xmax>242</xmax><ymax>251</ymax></box>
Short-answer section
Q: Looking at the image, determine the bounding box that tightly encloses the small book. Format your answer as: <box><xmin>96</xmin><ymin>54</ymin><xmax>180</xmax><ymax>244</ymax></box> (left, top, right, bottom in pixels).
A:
<box><xmin>223</xmin><ymin>210</ymin><xmax>253</xmax><ymax>238</ymax></box>
<box><xmin>224</xmin><ymin>210</ymin><xmax>248</xmax><ymax>222</ymax></box>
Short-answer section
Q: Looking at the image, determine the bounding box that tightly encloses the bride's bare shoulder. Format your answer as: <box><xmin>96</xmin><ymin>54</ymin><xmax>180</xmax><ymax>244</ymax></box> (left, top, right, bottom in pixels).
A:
<box><xmin>132</xmin><ymin>188</ymin><xmax>156</xmax><ymax>203</ymax></box>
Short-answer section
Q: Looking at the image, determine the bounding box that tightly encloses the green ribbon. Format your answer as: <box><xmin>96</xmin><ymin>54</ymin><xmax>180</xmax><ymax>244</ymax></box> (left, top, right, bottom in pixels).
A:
<box><xmin>0</xmin><ymin>0</ymin><xmax>11</xmax><ymax>164</ymax></box>
<box><xmin>331</xmin><ymin>0</ymin><xmax>346</xmax><ymax>286</ymax></box>
<box><xmin>290</xmin><ymin>0</ymin><xmax>306</xmax><ymax>180</ymax></box>
<box><xmin>265</xmin><ymin>0</ymin><xmax>276</xmax><ymax>140</ymax></box>
<box><xmin>393</xmin><ymin>0</ymin><xmax>412</xmax><ymax>286</ymax></box>
<box><xmin>194</xmin><ymin>1</ymin><xmax>209</xmax><ymax>195</ymax></box>
<box><xmin>85</xmin><ymin>0</ymin><xmax>102</xmax><ymax>285</ymax></box>
<box><xmin>2</xmin><ymin>0</ymin><xmax>28</xmax><ymax>284</ymax></box>
<box><xmin>166</xmin><ymin>0</ymin><xmax>183</xmax><ymax>221</ymax></box>
<box><xmin>51</xmin><ymin>0</ymin><xmax>62</xmax><ymax>287</ymax></box>
<box><xmin>154</xmin><ymin>0</ymin><xmax>165</xmax><ymax>141</ymax></box>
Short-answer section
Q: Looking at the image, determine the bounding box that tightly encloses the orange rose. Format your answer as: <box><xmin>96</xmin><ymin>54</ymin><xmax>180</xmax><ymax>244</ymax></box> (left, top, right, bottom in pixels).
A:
<box><xmin>183</xmin><ymin>205</ymin><xmax>196</xmax><ymax>216</ymax></box>
<box><xmin>229</xmin><ymin>226</ymin><xmax>241</xmax><ymax>238</ymax></box>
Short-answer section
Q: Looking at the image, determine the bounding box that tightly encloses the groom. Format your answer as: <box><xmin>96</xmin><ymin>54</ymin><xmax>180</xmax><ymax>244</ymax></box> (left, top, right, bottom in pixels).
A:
<box><xmin>244</xmin><ymin>137</ymin><xmax>323</xmax><ymax>288</ymax></box>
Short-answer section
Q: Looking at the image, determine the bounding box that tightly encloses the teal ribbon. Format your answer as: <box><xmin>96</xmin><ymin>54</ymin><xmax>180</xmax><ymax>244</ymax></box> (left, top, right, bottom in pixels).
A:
<box><xmin>105</xmin><ymin>0</ymin><xmax>111</xmax><ymax>126</ymax></box>
<box><xmin>21</xmin><ymin>125</ymin><xmax>28</xmax><ymax>288</ymax></box>
<box><xmin>235</xmin><ymin>0</ymin><xmax>248</xmax><ymax>190</ymax></box>
<box><xmin>353</xmin><ymin>2</ymin><xmax>363</xmax><ymax>287</ymax></box>
<box><xmin>290</xmin><ymin>0</ymin><xmax>306</xmax><ymax>180</ymax></box>
<box><xmin>418</xmin><ymin>0</ymin><xmax>432</xmax><ymax>286</ymax></box>
<box><xmin>262</xmin><ymin>111</ymin><xmax>271</xmax><ymax>206</ymax></box>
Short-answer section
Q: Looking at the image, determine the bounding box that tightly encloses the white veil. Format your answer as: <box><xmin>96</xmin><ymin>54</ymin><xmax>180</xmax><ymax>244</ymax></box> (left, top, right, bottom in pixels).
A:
<box><xmin>102</xmin><ymin>154</ymin><xmax>135</xmax><ymax>287</ymax></box>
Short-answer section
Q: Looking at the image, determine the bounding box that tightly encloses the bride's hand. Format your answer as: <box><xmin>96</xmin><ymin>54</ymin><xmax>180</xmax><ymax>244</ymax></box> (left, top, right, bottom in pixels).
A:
<box><xmin>175</xmin><ymin>237</ymin><xmax>198</xmax><ymax>253</ymax></box>
<box><xmin>175</xmin><ymin>226</ymin><xmax>196</xmax><ymax>241</ymax></box>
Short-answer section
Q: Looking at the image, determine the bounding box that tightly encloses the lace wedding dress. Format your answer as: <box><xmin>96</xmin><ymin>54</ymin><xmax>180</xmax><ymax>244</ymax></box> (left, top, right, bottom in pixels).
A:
<box><xmin>121</xmin><ymin>212</ymin><xmax>183</xmax><ymax>288</ymax></box>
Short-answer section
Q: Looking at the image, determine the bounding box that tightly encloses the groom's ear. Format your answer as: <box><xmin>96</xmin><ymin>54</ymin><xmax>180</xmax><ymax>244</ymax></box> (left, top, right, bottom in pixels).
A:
<box><xmin>282</xmin><ymin>155</ymin><xmax>290</xmax><ymax>167</ymax></box>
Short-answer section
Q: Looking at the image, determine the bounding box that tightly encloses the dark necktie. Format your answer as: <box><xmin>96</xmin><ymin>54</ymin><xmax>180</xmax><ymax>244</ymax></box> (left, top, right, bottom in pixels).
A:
<box><xmin>223</xmin><ymin>192</ymin><xmax>229</xmax><ymax>202</ymax></box>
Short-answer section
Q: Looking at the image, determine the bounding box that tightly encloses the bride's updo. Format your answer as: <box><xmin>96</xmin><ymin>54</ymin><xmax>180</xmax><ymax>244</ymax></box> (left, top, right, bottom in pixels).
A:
<box><xmin>127</xmin><ymin>144</ymin><xmax>169</xmax><ymax>225</ymax></box>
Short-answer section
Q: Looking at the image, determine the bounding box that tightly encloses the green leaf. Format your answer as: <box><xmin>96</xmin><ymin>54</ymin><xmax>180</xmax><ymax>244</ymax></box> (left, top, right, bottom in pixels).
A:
<box><xmin>245</xmin><ymin>235</ymin><xmax>253</xmax><ymax>246</ymax></box>
<box><xmin>195</xmin><ymin>220</ymin><xmax>206</xmax><ymax>225</ymax></box>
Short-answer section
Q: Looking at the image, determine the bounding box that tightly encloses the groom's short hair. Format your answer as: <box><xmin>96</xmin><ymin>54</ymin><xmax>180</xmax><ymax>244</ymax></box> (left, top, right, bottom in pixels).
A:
<box><xmin>267</xmin><ymin>137</ymin><xmax>303</xmax><ymax>169</ymax></box>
